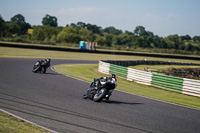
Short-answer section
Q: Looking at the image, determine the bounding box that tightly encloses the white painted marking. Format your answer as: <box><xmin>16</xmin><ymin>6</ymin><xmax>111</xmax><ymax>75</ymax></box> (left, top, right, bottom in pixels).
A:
<box><xmin>0</xmin><ymin>109</ymin><xmax>58</xmax><ymax>133</ymax></box>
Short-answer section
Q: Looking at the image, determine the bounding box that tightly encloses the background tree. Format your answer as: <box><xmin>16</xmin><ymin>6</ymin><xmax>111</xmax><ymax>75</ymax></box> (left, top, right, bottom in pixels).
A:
<box><xmin>70</xmin><ymin>23</ymin><xmax>77</xmax><ymax>28</ymax></box>
<box><xmin>134</xmin><ymin>26</ymin><xmax>147</xmax><ymax>36</ymax></box>
<box><xmin>69</xmin><ymin>22</ymin><xmax>103</xmax><ymax>35</ymax></box>
<box><xmin>1</xmin><ymin>14</ymin><xmax>200</xmax><ymax>55</ymax></box>
<box><xmin>164</xmin><ymin>34</ymin><xmax>183</xmax><ymax>49</ymax></box>
<box><xmin>32</xmin><ymin>26</ymin><xmax>45</xmax><ymax>41</ymax></box>
<box><xmin>86</xmin><ymin>24</ymin><xmax>103</xmax><ymax>35</ymax></box>
<box><xmin>185</xmin><ymin>43</ymin><xmax>195</xmax><ymax>51</ymax></box>
<box><xmin>0</xmin><ymin>15</ymin><xmax>6</xmax><ymax>37</ymax></box>
<box><xmin>180</xmin><ymin>35</ymin><xmax>191</xmax><ymax>41</ymax></box>
<box><xmin>6</xmin><ymin>22</ymin><xmax>21</xmax><ymax>36</ymax></box>
<box><xmin>11</xmin><ymin>14</ymin><xmax>25</xmax><ymax>24</ymax></box>
<box><xmin>9</xmin><ymin>14</ymin><xmax>31</xmax><ymax>35</ymax></box>
<box><xmin>42</xmin><ymin>14</ymin><xmax>58</xmax><ymax>27</ymax></box>
<box><xmin>192</xmin><ymin>36</ymin><xmax>200</xmax><ymax>43</ymax></box>
<box><xmin>104</xmin><ymin>26</ymin><xmax>122</xmax><ymax>35</ymax></box>
<box><xmin>32</xmin><ymin>25</ymin><xmax>60</xmax><ymax>44</ymax></box>
<box><xmin>77</xmin><ymin>22</ymin><xmax>86</xmax><ymax>28</ymax></box>
<box><xmin>113</xmin><ymin>33</ymin><xmax>133</xmax><ymax>47</ymax></box>
<box><xmin>153</xmin><ymin>36</ymin><xmax>167</xmax><ymax>48</ymax></box>
<box><xmin>146</xmin><ymin>31</ymin><xmax>154</xmax><ymax>37</ymax></box>
<box><xmin>57</xmin><ymin>26</ymin><xmax>92</xmax><ymax>43</ymax></box>
<box><xmin>94</xmin><ymin>35</ymin><xmax>106</xmax><ymax>46</ymax></box>
<box><xmin>104</xmin><ymin>34</ymin><xmax>113</xmax><ymax>46</ymax></box>
<box><xmin>78</xmin><ymin>27</ymin><xmax>92</xmax><ymax>41</ymax></box>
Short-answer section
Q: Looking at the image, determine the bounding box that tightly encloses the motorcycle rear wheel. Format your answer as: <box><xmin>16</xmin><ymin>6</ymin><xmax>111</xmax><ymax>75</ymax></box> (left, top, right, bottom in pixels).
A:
<box><xmin>93</xmin><ymin>88</ymin><xmax>107</xmax><ymax>102</ymax></box>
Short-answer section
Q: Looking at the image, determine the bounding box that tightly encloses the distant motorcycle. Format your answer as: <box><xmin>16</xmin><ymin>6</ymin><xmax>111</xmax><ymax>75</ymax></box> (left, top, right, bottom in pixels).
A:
<box><xmin>83</xmin><ymin>75</ymin><xmax>117</xmax><ymax>102</ymax></box>
<box><xmin>32</xmin><ymin>59</ymin><xmax>50</xmax><ymax>73</ymax></box>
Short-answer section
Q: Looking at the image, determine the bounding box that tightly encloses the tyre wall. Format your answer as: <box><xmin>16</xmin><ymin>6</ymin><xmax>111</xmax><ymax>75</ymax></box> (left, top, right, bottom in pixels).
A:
<box><xmin>102</xmin><ymin>60</ymin><xmax>200</xmax><ymax>67</ymax></box>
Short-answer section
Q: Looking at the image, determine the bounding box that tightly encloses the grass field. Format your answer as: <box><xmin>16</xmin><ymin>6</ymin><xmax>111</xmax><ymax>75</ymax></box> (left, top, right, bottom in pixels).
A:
<box><xmin>0</xmin><ymin>111</ymin><xmax>49</xmax><ymax>133</ymax></box>
<box><xmin>1</xmin><ymin>41</ymin><xmax>200</xmax><ymax>58</ymax></box>
<box><xmin>0</xmin><ymin>46</ymin><xmax>200</xmax><ymax>132</ymax></box>
<box><xmin>1</xmin><ymin>46</ymin><xmax>200</xmax><ymax>63</ymax></box>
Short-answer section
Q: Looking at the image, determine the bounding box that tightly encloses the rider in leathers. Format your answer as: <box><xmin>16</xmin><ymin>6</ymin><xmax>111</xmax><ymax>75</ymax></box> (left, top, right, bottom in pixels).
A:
<box><xmin>83</xmin><ymin>74</ymin><xmax>117</xmax><ymax>100</ymax></box>
<box><xmin>40</xmin><ymin>59</ymin><xmax>51</xmax><ymax>72</ymax></box>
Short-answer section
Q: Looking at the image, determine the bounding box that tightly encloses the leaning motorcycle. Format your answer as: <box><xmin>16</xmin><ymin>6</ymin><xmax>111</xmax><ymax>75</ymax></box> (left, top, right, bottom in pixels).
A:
<box><xmin>32</xmin><ymin>59</ymin><xmax>50</xmax><ymax>73</ymax></box>
<box><xmin>82</xmin><ymin>78</ymin><xmax>117</xmax><ymax>102</ymax></box>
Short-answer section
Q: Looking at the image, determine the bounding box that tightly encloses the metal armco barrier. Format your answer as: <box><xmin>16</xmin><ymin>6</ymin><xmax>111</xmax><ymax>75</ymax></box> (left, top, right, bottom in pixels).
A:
<box><xmin>98</xmin><ymin>60</ymin><xmax>200</xmax><ymax>97</ymax></box>
<box><xmin>103</xmin><ymin>60</ymin><xmax>200</xmax><ymax>67</ymax></box>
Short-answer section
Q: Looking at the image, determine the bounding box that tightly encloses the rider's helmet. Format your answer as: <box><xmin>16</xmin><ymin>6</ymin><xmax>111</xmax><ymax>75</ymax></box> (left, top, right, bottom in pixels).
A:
<box><xmin>46</xmin><ymin>59</ymin><xmax>51</xmax><ymax>62</ymax></box>
<box><xmin>110</xmin><ymin>74</ymin><xmax>116</xmax><ymax>80</ymax></box>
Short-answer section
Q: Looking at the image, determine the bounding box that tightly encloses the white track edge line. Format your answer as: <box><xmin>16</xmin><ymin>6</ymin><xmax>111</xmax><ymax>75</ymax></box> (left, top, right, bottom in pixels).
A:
<box><xmin>51</xmin><ymin>65</ymin><xmax>90</xmax><ymax>83</ymax></box>
<box><xmin>0</xmin><ymin>109</ymin><xmax>58</xmax><ymax>133</ymax></box>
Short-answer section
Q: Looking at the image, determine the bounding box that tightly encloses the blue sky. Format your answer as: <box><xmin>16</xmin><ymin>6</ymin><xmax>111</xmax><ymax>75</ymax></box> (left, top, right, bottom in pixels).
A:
<box><xmin>0</xmin><ymin>0</ymin><xmax>200</xmax><ymax>37</ymax></box>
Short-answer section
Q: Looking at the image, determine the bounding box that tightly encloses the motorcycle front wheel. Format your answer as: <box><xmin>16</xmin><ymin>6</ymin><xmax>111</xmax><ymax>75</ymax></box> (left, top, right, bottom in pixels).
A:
<box><xmin>32</xmin><ymin>65</ymin><xmax>40</xmax><ymax>73</ymax></box>
<box><xmin>93</xmin><ymin>88</ymin><xmax>107</xmax><ymax>102</ymax></box>
<box><xmin>41</xmin><ymin>67</ymin><xmax>46</xmax><ymax>73</ymax></box>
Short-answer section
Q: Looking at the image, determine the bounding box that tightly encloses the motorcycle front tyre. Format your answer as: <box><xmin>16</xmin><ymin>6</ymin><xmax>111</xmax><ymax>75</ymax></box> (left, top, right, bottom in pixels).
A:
<box><xmin>41</xmin><ymin>67</ymin><xmax>46</xmax><ymax>73</ymax></box>
<box><xmin>32</xmin><ymin>65</ymin><xmax>40</xmax><ymax>73</ymax></box>
<box><xmin>93</xmin><ymin>88</ymin><xmax>107</xmax><ymax>102</ymax></box>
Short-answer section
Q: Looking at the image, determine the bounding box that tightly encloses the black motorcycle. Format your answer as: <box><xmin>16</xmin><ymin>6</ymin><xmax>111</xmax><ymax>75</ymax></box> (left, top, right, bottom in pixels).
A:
<box><xmin>32</xmin><ymin>59</ymin><xmax>50</xmax><ymax>73</ymax></box>
<box><xmin>82</xmin><ymin>77</ymin><xmax>117</xmax><ymax>102</ymax></box>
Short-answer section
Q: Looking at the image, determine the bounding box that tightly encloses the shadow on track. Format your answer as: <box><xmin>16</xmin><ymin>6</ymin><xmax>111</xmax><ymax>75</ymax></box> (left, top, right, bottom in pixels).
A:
<box><xmin>45</xmin><ymin>72</ymin><xmax>62</xmax><ymax>75</ymax></box>
<box><xmin>32</xmin><ymin>72</ymin><xmax>62</xmax><ymax>75</ymax></box>
<box><xmin>101</xmin><ymin>100</ymin><xmax>144</xmax><ymax>105</ymax></box>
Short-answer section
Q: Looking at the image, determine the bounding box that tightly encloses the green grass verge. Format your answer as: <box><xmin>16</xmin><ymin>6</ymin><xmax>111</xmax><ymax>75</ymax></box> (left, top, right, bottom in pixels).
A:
<box><xmin>54</xmin><ymin>64</ymin><xmax>200</xmax><ymax>109</ymax></box>
<box><xmin>0</xmin><ymin>111</ymin><xmax>49</xmax><ymax>133</ymax></box>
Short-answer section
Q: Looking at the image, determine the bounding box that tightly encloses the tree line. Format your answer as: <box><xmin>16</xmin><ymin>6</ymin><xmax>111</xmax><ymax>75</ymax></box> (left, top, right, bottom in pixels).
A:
<box><xmin>1</xmin><ymin>14</ymin><xmax>200</xmax><ymax>54</ymax></box>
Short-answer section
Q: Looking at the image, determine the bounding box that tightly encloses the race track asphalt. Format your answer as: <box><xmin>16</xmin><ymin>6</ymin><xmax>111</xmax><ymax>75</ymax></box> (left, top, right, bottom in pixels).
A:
<box><xmin>0</xmin><ymin>58</ymin><xmax>200</xmax><ymax>133</ymax></box>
